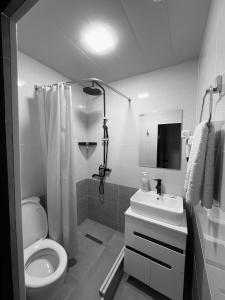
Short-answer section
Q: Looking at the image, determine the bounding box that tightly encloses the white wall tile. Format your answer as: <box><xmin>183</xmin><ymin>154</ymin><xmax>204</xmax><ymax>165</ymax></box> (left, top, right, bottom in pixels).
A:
<box><xmin>196</xmin><ymin>0</ymin><xmax>225</xmax><ymax>208</ymax></box>
<box><xmin>20</xmin><ymin>144</ymin><xmax>44</xmax><ymax>198</ymax></box>
<box><xmin>18</xmin><ymin>52</ymin><xmax>88</xmax><ymax>198</ymax></box>
<box><xmin>195</xmin><ymin>2</ymin><xmax>225</xmax><ymax>297</ymax></box>
<box><xmin>87</xmin><ymin>60</ymin><xmax>198</xmax><ymax>195</ymax></box>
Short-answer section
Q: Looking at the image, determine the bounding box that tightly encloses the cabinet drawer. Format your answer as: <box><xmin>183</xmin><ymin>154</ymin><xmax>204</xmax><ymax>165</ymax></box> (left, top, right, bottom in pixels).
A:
<box><xmin>150</xmin><ymin>258</ymin><xmax>184</xmax><ymax>300</ymax></box>
<box><xmin>124</xmin><ymin>248</ymin><xmax>150</xmax><ymax>285</ymax></box>
<box><xmin>125</xmin><ymin>227</ymin><xmax>185</xmax><ymax>272</ymax></box>
<box><xmin>125</xmin><ymin>213</ymin><xmax>186</xmax><ymax>251</ymax></box>
<box><xmin>125</xmin><ymin>219</ymin><xmax>185</xmax><ymax>272</ymax></box>
<box><xmin>125</xmin><ymin>247</ymin><xmax>184</xmax><ymax>300</ymax></box>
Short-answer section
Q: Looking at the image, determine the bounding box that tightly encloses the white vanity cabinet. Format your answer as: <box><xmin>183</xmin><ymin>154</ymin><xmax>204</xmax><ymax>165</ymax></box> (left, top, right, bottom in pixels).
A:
<box><xmin>124</xmin><ymin>207</ymin><xmax>187</xmax><ymax>300</ymax></box>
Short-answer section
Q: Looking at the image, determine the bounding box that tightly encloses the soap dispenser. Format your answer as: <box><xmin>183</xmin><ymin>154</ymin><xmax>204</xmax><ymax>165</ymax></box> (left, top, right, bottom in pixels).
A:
<box><xmin>140</xmin><ymin>171</ymin><xmax>150</xmax><ymax>192</ymax></box>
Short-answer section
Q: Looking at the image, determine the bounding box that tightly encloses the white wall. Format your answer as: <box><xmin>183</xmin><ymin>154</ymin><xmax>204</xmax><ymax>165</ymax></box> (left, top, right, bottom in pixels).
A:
<box><xmin>193</xmin><ymin>2</ymin><xmax>225</xmax><ymax>298</ymax></box>
<box><xmin>18</xmin><ymin>52</ymin><xmax>88</xmax><ymax>199</ymax></box>
<box><xmin>196</xmin><ymin>0</ymin><xmax>225</xmax><ymax>209</ymax></box>
<box><xmin>87</xmin><ymin>60</ymin><xmax>198</xmax><ymax>196</ymax></box>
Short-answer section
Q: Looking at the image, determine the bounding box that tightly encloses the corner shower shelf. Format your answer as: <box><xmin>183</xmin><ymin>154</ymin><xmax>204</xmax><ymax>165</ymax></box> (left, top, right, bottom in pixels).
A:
<box><xmin>78</xmin><ymin>142</ymin><xmax>97</xmax><ymax>147</ymax></box>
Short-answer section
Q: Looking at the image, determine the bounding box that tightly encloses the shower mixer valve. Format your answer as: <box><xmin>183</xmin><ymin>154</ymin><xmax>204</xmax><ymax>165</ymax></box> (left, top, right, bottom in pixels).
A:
<box><xmin>92</xmin><ymin>165</ymin><xmax>111</xmax><ymax>179</ymax></box>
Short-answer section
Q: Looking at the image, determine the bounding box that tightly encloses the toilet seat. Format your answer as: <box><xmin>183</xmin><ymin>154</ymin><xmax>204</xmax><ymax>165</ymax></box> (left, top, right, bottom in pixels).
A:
<box><xmin>24</xmin><ymin>239</ymin><xmax>67</xmax><ymax>288</ymax></box>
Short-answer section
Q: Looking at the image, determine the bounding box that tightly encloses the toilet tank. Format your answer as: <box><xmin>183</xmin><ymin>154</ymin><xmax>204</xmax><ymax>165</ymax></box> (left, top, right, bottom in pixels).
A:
<box><xmin>21</xmin><ymin>197</ymin><xmax>48</xmax><ymax>249</ymax></box>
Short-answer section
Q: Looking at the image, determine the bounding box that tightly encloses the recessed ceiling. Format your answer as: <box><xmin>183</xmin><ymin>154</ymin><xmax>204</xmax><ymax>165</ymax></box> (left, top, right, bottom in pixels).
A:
<box><xmin>17</xmin><ymin>0</ymin><xmax>211</xmax><ymax>83</ymax></box>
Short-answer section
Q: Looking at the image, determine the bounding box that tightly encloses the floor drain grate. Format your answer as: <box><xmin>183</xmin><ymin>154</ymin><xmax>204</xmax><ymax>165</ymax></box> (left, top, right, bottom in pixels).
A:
<box><xmin>85</xmin><ymin>234</ymin><xmax>103</xmax><ymax>245</ymax></box>
<box><xmin>68</xmin><ymin>258</ymin><xmax>77</xmax><ymax>268</ymax></box>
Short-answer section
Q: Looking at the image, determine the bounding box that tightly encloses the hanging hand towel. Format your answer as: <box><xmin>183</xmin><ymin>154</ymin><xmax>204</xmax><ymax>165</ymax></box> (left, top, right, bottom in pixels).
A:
<box><xmin>201</xmin><ymin>123</ymin><xmax>215</xmax><ymax>209</ymax></box>
<box><xmin>184</xmin><ymin>121</ymin><xmax>209</xmax><ymax>206</ymax></box>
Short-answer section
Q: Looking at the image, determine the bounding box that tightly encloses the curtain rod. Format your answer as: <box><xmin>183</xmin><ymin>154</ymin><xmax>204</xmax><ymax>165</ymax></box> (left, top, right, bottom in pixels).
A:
<box><xmin>34</xmin><ymin>77</ymin><xmax>131</xmax><ymax>102</ymax></box>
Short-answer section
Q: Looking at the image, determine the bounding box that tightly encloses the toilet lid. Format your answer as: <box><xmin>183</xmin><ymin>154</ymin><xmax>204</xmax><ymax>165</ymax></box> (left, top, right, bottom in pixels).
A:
<box><xmin>22</xmin><ymin>198</ymin><xmax>48</xmax><ymax>249</ymax></box>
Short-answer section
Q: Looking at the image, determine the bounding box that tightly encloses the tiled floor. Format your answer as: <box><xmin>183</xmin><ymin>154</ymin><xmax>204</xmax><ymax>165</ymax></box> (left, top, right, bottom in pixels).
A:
<box><xmin>60</xmin><ymin>218</ymin><xmax>124</xmax><ymax>300</ymax></box>
<box><xmin>113</xmin><ymin>274</ymin><xmax>168</xmax><ymax>300</ymax></box>
<box><xmin>60</xmin><ymin>218</ymin><xmax>166</xmax><ymax>300</ymax></box>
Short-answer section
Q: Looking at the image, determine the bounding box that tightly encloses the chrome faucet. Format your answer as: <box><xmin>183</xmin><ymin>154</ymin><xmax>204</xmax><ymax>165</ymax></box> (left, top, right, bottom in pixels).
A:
<box><xmin>154</xmin><ymin>179</ymin><xmax>162</xmax><ymax>195</ymax></box>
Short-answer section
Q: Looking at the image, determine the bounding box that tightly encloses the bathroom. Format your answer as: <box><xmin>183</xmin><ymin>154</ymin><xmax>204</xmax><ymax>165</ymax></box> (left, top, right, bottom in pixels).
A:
<box><xmin>1</xmin><ymin>0</ymin><xmax>225</xmax><ymax>299</ymax></box>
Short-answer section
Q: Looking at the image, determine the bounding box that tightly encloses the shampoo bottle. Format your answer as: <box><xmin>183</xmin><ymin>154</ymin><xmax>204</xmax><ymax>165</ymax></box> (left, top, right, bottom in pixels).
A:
<box><xmin>140</xmin><ymin>171</ymin><xmax>150</xmax><ymax>192</ymax></box>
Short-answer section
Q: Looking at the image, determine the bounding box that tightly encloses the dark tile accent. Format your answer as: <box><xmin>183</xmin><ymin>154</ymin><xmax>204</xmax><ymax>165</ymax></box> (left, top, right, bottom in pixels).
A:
<box><xmin>88</xmin><ymin>202</ymin><xmax>118</xmax><ymax>230</ymax></box>
<box><xmin>118</xmin><ymin>187</ymin><xmax>137</xmax><ymax>220</ymax></box>
<box><xmin>88</xmin><ymin>196</ymin><xmax>118</xmax><ymax>225</ymax></box>
<box><xmin>88</xmin><ymin>178</ymin><xmax>99</xmax><ymax>198</ymax></box>
<box><xmin>104</xmin><ymin>182</ymin><xmax>119</xmax><ymax>203</ymax></box>
<box><xmin>118</xmin><ymin>185</ymin><xmax>137</xmax><ymax>209</ymax></box>
<box><xmin>77</xmin><ymin>197</ymin><xmax>88</xmax><ymax>225</ymax></box>
<box><xmin>77</xmin><ymin>194</ymin><xmax>88</xmax><ymax>204</ymax></box>
<box><xmin>88</xmin><ymin>179</ymin><xmax>118</xmax><ymax>203</ymax></box>
<box><xmin>76</xmin><ymin>179</ymin><xmax>88</xmax><ymax>199</ymax></box>
<box><xmin>87</xmin><ymin>181</ymin><xmax>137</xmax><ymax>232</ymax></box>
<box><xmin>118</xmin><ymin>210</ymin><xmax>126</xmax><ymax>233</ymax></box>
<box><xmin>117</xmin><ymin>185</ymin><xmax>137</xmax><ymax>232</ymax></box>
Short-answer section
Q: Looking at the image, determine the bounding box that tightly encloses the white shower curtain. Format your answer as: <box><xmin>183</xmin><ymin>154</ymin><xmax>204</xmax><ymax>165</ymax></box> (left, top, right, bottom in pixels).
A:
<box><xmin>37</xmin><ymin>83</ymin><xmax>77</xmax><ymax>259</ymax></box>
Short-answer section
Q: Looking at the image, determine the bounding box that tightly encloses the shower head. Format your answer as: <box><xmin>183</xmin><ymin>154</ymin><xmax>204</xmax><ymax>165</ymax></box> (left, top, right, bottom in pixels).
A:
<box><xmin>83</xmin><ymin>83</ymin><xmax>102</xmax><ymax>96</ymax></box>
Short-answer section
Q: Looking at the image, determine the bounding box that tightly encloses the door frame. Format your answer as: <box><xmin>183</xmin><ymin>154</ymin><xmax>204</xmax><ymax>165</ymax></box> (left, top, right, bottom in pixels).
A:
<box><xmin>1</xmin><ymin>1</ymin><xmax>39</xmax><ymax>299</ymax></box>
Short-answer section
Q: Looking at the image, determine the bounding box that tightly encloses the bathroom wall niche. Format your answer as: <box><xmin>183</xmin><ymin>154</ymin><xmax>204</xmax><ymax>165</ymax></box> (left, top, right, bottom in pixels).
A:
<box><xmin>139</xmin><ymin>110</ymin><xmax>182</xmax><ymax>169</ymax></box>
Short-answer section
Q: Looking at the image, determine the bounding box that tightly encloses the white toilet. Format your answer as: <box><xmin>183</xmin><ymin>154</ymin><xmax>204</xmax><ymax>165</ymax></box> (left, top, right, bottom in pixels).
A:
<box><xmin>22</xmin><ymin>197</ymin><xmax>67</xmax><ymax>300</ymax></box>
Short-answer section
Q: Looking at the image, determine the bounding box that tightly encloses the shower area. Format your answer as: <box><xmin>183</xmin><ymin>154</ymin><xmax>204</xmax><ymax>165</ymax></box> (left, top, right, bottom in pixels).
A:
<box><xmin>18</xmin><ymin>46</ymin><xmax>136</xmax><ymax>298</ymax></box>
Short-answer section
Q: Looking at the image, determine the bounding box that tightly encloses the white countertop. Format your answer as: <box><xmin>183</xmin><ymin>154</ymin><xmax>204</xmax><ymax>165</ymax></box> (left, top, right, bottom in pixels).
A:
<box><xmin>125</xmin><ymin>207</ymin><xmax>187</xmax><ymax>235</ymax></box>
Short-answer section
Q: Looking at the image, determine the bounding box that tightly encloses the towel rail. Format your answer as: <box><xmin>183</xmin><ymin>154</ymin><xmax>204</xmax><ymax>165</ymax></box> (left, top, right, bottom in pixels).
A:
<box><xmin>199</xmin><ymin>75</ymin><xmax>222</xmax><ymax>125</ymax></box>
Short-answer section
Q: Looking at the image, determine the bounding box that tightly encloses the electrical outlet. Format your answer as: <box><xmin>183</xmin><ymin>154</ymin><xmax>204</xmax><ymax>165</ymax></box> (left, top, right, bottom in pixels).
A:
<box><xmin>181</xmin><ymin>130</ymin><xmax>191</xmax><ymax>139</ymax></box>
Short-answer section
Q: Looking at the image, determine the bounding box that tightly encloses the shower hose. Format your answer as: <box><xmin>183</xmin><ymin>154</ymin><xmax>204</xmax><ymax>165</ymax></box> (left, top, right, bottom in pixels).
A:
<box><xmin>98</xmin><ymin>121</ymin><xmax>109</xmax><ymax>196</ymax></box>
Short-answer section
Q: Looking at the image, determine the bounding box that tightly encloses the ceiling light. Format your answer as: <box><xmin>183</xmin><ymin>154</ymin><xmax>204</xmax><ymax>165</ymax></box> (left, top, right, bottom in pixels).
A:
<box><xmin>81</xmin><ymin>22</ymin><xmax>118</xmax><ymax>55</ymax></box>
<box><xmin>137</xmin><ymin>92</ymin><xmax>149</xmax><ymax>99</ymax></box>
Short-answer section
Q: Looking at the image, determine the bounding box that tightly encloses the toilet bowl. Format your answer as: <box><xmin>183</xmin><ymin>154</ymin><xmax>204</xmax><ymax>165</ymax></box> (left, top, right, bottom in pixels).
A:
<box><xmin>22</xmin><ymin>197</ymin><xmax>67</xmax><ymax>300</ymax></box>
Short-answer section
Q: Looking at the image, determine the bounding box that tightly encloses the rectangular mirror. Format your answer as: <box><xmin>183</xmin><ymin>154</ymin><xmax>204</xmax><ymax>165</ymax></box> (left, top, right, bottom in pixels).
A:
<box><xmin>139</xmin><ymin>110</ymin><xmax>182</xmax><ymax>169</ymax></box>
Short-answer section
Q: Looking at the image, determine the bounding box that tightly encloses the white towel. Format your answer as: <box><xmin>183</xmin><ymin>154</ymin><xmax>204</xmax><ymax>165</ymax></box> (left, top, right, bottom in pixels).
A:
<box><xmin>202</xmin><ymin>123</ymin><xmax>215</xmax><ymax>208</ymax></box>
<box><xmin>184</xmin><ymin>121</ymin><xmax>209</xmax><ymax>206</ymax></box>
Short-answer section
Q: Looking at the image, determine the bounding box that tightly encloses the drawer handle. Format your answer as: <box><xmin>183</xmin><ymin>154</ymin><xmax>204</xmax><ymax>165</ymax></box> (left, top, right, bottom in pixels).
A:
<box><xmin>126</xmin><ymin>246</ymin><xmax>172</xmax><ymax>269</ymax></box>
<box><xmin>133</xmin><ymin>231</ymin><xmax>184</xmax><ymax>254</ymax></box>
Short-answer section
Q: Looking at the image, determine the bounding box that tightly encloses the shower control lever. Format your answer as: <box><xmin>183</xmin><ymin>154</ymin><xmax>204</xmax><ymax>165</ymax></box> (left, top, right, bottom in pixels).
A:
<box><xmin>92</xmin><ymin>165</ymin><xmax>111</xmax><ymax>179</ymax></box>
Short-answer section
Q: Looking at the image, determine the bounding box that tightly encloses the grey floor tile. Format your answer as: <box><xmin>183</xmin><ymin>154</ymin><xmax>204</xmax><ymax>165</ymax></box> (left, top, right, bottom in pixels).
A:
<box><xmin>69</xmin><ymin>236</ymin><xmax>105</xmax><ymax>284</ymax></box>
<box><xmin>66</xmin><ymin>219</ymin><xmax>123</xmax><ymax>300</ymax></box>
<box><xmin>79</xmin><ymin>218</ymin><xmax>117</xmax><ymax>244</ymax></box>
<box><xmin>59</xmin><ymin>273</ymin><xmax>77</xmax><ymax>300</ymax></box>
<box><xmin>107</xmin><ymin>231</ymin><xmax>124</xmax><ymax>252</ymax></box>
<box><xmin>68</xmin><ymin>248</ymin><xmax>118</xmax><ymax>300</ymax></box>
<box><xmin>77</xmin><ymin>218</ymin><xmax>98</xmax><ymax>236</ymax></box>
<box><xmin>90</xmin><ymin>221</ymin><xmax>116</xmax><ymax>244</ymax></box>
<box><xmin>113</xmin><ymin>274</ymin><xmax>168</xmax><ymax>300</ymax></box>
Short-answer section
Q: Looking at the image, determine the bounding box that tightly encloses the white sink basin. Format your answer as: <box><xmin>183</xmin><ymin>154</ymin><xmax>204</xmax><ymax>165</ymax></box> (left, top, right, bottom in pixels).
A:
<box><xmin>130</xmin><ymin>190</ymin><xmax>184</xmax><ymax>226</ymax></box>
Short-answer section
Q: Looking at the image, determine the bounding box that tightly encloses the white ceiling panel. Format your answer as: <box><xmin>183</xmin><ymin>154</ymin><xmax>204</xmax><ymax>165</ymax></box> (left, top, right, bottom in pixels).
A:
<box><xmin>120</xmin><ymin>0</ymin><xmax>174</xmax><ymax>70</ymax></box>
<box><xmin>17</xmin><ymin>0</ymin><xmax>211</xmax><ymax>83</ymax></box>
<box><xmin>167</xmin><ymin>0</ymin><xmax>211</xmax><ymax>63</ymax></box>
